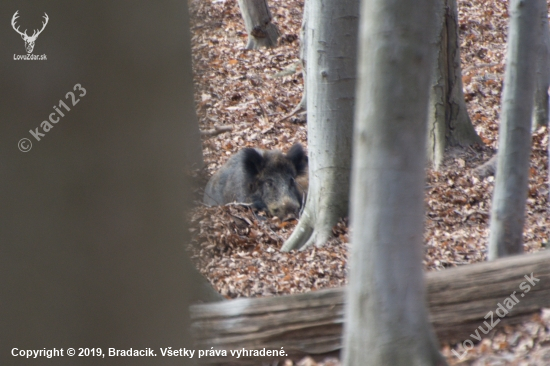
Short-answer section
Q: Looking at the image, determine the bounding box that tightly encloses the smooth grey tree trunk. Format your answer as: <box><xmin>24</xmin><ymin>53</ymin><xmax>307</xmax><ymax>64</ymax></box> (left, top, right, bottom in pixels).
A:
<box><xmin>284</xmin><ymin>0</ymin><xmax>308</xmax><ymax>116</ymax></box>
<box><xmin>427</xmin><ymin>0</ymin><xmax>482</xmax><ymax>169</ymax></box>
<box><xmin>342</xmin><ymin>0</ymin><xmax>446</xmax><ymax>364</ymax></box>
<box><xmin>297</xmin><ymin>0</ymin><xmax>308</xmax><ymax>110</ymax></box>
<box><xmin>237</xmin><ymin>0</ymin><xmax>279</xmax><ymax>49</ymax></box>
<box><xmin>281</xmin><ymin>0</ymin><xmax>357</xmax><ymax>252</ymax></box>
<box><xmin>1</xmin><ymin>2</ymin><xmax>211</xmax><ymax>365</ymax></box>
<box><xmin>532</xmin><ymin>3</ymin><xmax>550</xmax><ymax>129</ymax></box>
<box><xmin>488</xmin><ymin>0</ymin><xmax>542</xmax><ymax>260</ymax></box>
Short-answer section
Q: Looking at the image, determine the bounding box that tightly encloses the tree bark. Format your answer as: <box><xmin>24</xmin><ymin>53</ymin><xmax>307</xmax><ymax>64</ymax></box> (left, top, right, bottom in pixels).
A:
<box><xmin>488</xmin><ymin>0</ymin><xmax>542</xmax><ymax>260</ymax></box>
<box><xmin>281</xmin><ymin>0</ymin><xmax>308</xmax><ymax>117</ymax></box>
<box><xmin>427</xmin><ymin>0</ymin><xmax>482</xmax><ymax>169</ymax></box>
<box><xmin>1</xmin><ymin>2</ymin><xmax>205</xmax><ymax>365</ymax></box>
<box><xmin>281</xmin><ymin>0</ymin><xmax>357</xmax><ymax>252</ymax></box>
<box><xmin>297</xmin><ymin>0</ymin><xmax>308</xmax><ymax>111</ymax></box>
<box><xmin>237</xmin><ymin>0</ymin><xmax>279</xmax><ymax>50</ymax></box>
<box><xmin>342</xmin><ymin>0</ymin><xmax>444</xmax><ymax>364</ymax></box>
<box><xmin>190</xmin><ymin>250</ymin><xmax>550</xmax><ymax>365</ymax></box>
<box><xmin>532</xmin><ymin>1</ymin><xmax>550</xmax><ymax>129</ymax></box>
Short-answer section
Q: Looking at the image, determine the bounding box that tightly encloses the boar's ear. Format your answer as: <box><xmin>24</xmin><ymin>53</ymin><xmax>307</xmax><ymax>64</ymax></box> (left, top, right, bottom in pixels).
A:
<box><xmin>286</xmin><ymin>144</ymin><xmax>307</xmax><ymax>175</ymax></box>
<box><xmin>242</xmin><ymin>148</ymin><xmax>264</xmax><ymax>177</ymax></box>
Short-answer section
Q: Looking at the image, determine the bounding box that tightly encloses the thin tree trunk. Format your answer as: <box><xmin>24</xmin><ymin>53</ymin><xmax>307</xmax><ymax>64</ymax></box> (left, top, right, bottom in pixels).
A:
<box><xmin>532</xmin><ymin>3</ymin><xmax>550</xmax><ymax>129</ymax></box>
<box><xmin>281</xmin><ymin>0</ymin><xmax>357</xmax><ymax>252</ymax></box>
<box><xmin>297</xmin><ymin>0</ymin><xmax>308</xmax><ymax>110</ymax></box>
<box><xmin>342</xmin><ymin>0</ymin><xmax>446</xmax><ymax>364</ymax></box>
<box><xmin>488</xmin><ymin>0</ymin><xmax>542</xmax><ymax>260</ymax></box>
<box><xmin>285</xmin><ymin>0</ymin><xmax>308</xmax><ymax>115</ymax></box>
<box><xmin>428</xmin><ymin>1</ymin><xmax>447</xmax><ymax>169</ymax></box>
<box><xmin>427</xmin><ymin>0</ymin><xmax>482</xmax><ymax>169</ymax></box>
<box><xmin>237</xmin><ymin>0</ymin><xmax>279</xmax><ymax>50</ymax></box>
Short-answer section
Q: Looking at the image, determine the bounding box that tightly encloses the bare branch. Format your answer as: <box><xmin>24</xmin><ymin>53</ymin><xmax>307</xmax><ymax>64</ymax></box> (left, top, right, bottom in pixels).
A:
<box><xmin>200</xmin><ymin>125</ymin><xmax>233</xmax><ymax>137</ymax></box>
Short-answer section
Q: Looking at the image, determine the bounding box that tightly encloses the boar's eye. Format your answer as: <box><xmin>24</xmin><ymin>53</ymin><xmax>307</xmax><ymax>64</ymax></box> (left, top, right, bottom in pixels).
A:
<box><xmin>289</xmin><ymin>177</ymin><xmax>295</xmax><ymax>187</ymax></box>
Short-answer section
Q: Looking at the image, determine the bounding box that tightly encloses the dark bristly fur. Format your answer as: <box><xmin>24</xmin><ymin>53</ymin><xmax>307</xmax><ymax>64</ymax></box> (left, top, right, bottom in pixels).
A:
<box><xmin>203</xmin><ymin>144</ymin><xmax>308</xmax><ymax>219</ymax></box>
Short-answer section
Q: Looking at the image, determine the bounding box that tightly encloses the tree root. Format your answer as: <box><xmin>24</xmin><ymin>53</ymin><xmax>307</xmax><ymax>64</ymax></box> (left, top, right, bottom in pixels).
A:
<box><xmin>281</xmin><ymin>206</ymin><xmax>337</xmax><ymax>251</ymax></box>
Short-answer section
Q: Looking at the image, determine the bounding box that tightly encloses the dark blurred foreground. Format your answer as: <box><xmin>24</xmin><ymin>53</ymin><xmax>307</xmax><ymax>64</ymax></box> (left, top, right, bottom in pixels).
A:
<box><xmin>0</xmin><ymin>2</ymin><xmax>202</xmax><ymax>365</ymax></box>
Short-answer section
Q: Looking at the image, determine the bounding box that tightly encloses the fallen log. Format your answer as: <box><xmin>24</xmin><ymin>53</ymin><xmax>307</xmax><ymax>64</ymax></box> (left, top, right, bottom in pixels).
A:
<box><xmin>190</xmin><ymin>250</ymin><xmax>550</xmax><ymax>365</ymax></box>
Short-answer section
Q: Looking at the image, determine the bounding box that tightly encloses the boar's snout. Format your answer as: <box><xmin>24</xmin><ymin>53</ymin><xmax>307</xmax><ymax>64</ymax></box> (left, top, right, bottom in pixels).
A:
<box><xmin>268</xmin><ymin>198</ymin><xmax>301</xmax><ymax>220</ymax></box>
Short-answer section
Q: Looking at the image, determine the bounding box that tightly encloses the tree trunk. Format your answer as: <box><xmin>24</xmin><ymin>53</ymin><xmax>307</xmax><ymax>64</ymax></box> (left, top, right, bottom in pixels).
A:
<box><xmin>190</xmin><ymin>250</ymin><xmax>550</xmax><ymax>365</ymax></box>
<box><xmin>1</xmin><ymin>2</ymin><xmax>205</xmax><ymax>365</ymax></box>
<box><xmin>283</xmin><ymin>0</ymin><xmax>308</xmax><ymax>116</ymax></box>
<box><xmin>488</xmin><ymin>0</ymin><xmax>542</xmax><ymax>260</ymax></box>
<box><xmin>281</xmin><ymin>0</ymin><xmax>357</xmax><ymax>252</ymax></box>
<box><xmin>297</xmin><ymin>0</ymin><xmax>308</xmax><ymax>111</ymax></box>
<box><xmin>237</xmin><ymin>0</ymin><xmax>279</xmax><ymax>50</ymax></box>
<box><xmin>427</xmin><ymin>0</ymin><xmax>482</xmax><ymax>169</ymax></box>
<box><xmin>342</xmin><ymin>0</ymin><xmax>445</xmax><ymax>365</ymax></box>
<box><xmin>532</xmin><ymin>2</ymin><xmax>550</xmax><ymax>129</ymax></box>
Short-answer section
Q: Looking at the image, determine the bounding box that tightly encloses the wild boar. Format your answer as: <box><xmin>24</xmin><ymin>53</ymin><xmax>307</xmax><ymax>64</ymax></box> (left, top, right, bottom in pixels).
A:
<box><xmin>203</xmin><ymin>144</ymin><xmax>308</xmax><ymax>219</ymax></box>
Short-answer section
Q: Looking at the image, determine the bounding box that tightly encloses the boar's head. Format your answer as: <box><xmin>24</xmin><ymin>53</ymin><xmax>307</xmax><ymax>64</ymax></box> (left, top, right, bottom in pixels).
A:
<box><xmin>242</xmin><ymin>144</ymin><xmax>307</xmax><ymax>219</ymax></box>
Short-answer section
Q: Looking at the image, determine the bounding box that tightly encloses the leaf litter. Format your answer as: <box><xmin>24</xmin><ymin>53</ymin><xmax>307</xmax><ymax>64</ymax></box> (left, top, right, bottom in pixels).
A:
<box><xmin>188</xmin><ymin>0</ymin><xmax>550</xmax><ymax>364</ymax></box>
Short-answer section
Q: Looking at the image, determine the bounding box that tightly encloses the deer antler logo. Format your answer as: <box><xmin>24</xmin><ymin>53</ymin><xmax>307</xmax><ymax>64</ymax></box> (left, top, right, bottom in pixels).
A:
<box><xmin>11</xmin><ymin>11</ymin><xmax>49</xmax><ymax>54</ymax></box>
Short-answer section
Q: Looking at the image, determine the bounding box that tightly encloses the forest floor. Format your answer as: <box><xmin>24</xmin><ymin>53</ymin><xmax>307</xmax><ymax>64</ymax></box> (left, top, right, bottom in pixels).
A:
<box><xmin>187</xmin><ymin>0</ymin><xmax>550</xmax><ymax>364</ymax></box>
